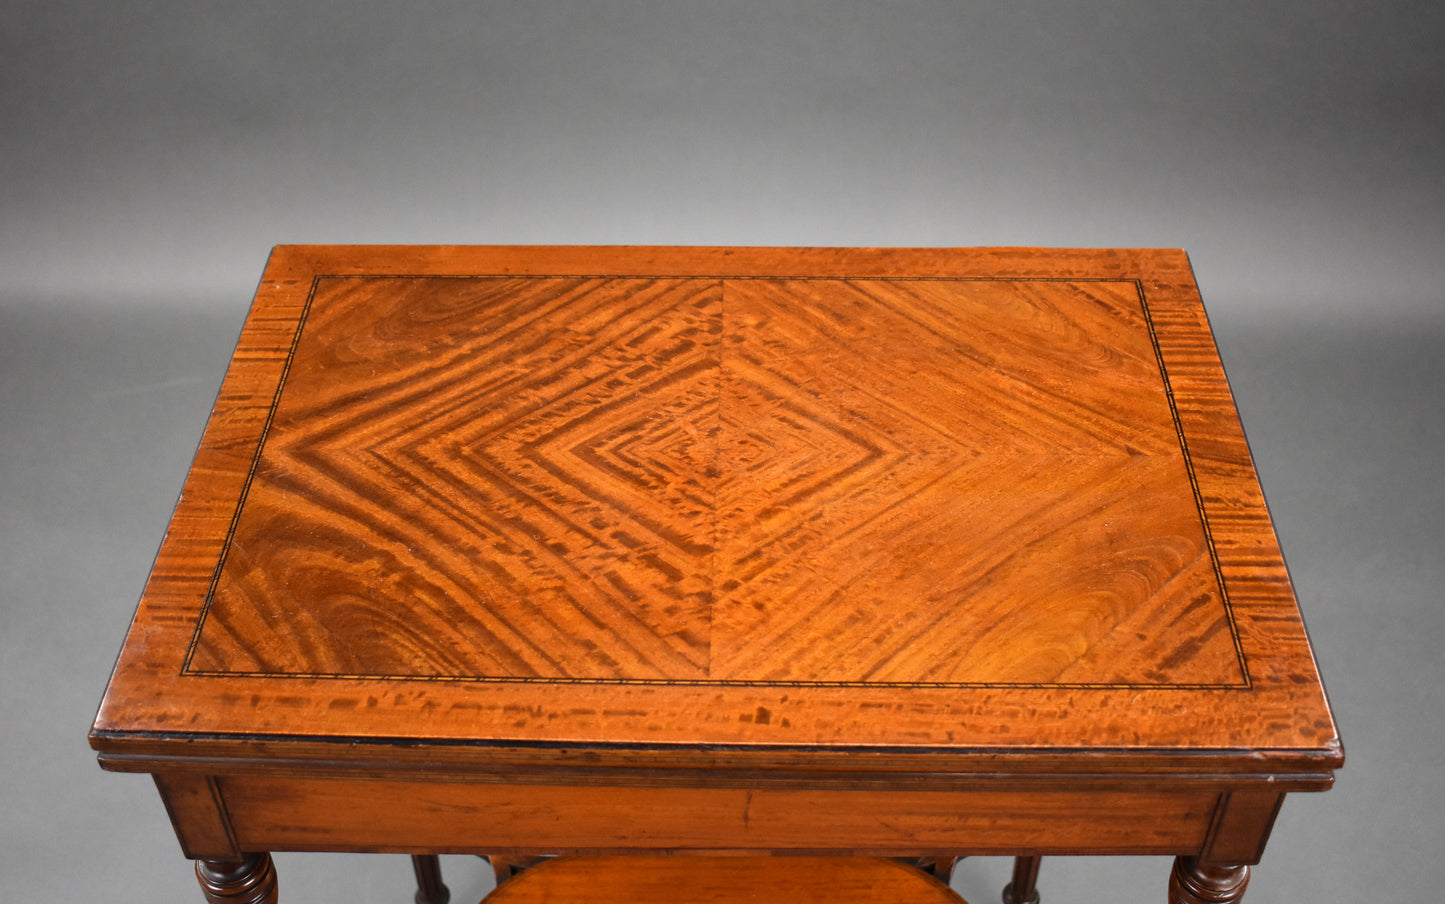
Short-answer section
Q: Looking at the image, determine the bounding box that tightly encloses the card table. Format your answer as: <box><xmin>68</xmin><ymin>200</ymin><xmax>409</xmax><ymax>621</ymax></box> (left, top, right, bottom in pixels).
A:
<box><xmin>91</xmin><ymin>246</ymin><xmax>1342</xmax><ymax>904</ymax></box>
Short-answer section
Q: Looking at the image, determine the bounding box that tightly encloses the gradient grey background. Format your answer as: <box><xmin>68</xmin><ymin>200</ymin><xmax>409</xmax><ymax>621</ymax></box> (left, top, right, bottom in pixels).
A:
<box><xmin>3</xmin><ymin>2</ymin><xmax>1441</xmax><ymax>902</ymax></box>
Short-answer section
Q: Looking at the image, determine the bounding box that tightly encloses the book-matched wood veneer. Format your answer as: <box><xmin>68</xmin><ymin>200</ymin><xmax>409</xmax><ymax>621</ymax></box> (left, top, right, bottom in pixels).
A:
<box><xmin>92</xmin><ymin>247</ymin><xmax>1340</xmax><ymax>904</ymax></box>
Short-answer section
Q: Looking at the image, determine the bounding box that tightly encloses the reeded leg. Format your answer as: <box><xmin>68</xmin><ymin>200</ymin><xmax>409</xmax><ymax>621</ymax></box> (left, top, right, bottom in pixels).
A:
<box><xmin>412</xmin><ymin>854</ymin><xmax>451</xmax><ymax>904</ymax></box>
<box><xmin>1002</xmin><ymin>855</ymin><xmax>1042</xmax><ymax>904</ymax></box>
<box><xmin>1169</xmin><ymin>858</ymin><xmax>1250</xmax><ymax>904</ymax></box>
<box><xmin>195</xmin><ymin>853</ymin><xmax>278</xmax><ymax>904</ymax></box>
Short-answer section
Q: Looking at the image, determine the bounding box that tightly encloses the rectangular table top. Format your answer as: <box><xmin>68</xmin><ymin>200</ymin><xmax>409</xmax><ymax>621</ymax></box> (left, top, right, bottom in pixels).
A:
<box><xmin>91</xmin><ymin>246</ymin><xmax>1341</xmax><ymax>779</ymax></box>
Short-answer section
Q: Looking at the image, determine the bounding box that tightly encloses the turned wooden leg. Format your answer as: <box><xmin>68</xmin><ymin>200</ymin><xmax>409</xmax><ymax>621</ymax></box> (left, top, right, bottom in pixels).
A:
<box><xmin>195</xmin><ymin>853</ymin><xmax>278</xmax><ymax>904</ymax></box>
<box><xmin>1169</xmin><ymin>858</ymin><xmax>1250</xmax><ymax>904</ymax></box>
<box><xmin>412</xmin><ymin>854</ymin><xmax>451</xmax><ymax>904</ymax></box>
<box><xmin>1002</xmin><ymin>855</ymin><xmax>1042</xmax><ymax>904</ymax></box>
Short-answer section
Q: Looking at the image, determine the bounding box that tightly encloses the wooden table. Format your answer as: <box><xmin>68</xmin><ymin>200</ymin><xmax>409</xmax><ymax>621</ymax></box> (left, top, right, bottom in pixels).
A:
<box><xmin>91</xmin><ymin>246</ymin><xmax>1341</xmax><ymax>904</ymax></box>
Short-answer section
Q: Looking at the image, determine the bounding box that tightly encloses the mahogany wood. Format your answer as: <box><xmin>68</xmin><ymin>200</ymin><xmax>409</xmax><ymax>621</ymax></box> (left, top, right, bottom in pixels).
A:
<box><xmin>1169</xmin><ymin>859</ymin><xmax>1250</xmax><ymax>904</ymax></box>
<box><xmin>89</xmin><ymin>247</ymin><xmax>1341</xmax><ymax>903</ymax></box>
<box><xmin>212</xmin><ymin>777</ymin><xmax>1220</xmax><ymax>854</ymax></box>
<box><xmin>1003</xmin><ymin>855</ymin><xmax>1043</xmax><ymax>904</ymax></box>
<box><xmin>154</xmin><ymin>774</ymin><xmax>240</xmax><ymax>861</ymax></box>
<box><xmin>414</xmin><ymin>853</ymin><xmax>539</xmax><ymax>901</ymax></box>
<box><xmin>195</xmin><ymin>854</ymin><xmax>277</xmax><ymax>904</ymax></box>
<box><xmin>476</xmin><ymin>856</ymin><xmax>969</xmax><ymax>904</ymax></box>
<box><xmin>488</xmin><ymin>856</ymin><xmax>551</xmax><ymax>884</ymax></box>
<box><xmin>911</xmin><ymin>856</ymin><xmax>961</xmax><ymax>883</ymax></box>
<box><xmin>411</xmin><ymin>854</ymin><xmax>450</xmax><ymax>904</ymax></box>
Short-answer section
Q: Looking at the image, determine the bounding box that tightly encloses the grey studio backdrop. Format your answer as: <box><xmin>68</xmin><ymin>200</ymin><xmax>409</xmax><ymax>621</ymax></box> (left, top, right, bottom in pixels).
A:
<box><xmin>2</xmin><ymin>3</ymin><xmax>1440</xmax><ymax>903</ymax></box>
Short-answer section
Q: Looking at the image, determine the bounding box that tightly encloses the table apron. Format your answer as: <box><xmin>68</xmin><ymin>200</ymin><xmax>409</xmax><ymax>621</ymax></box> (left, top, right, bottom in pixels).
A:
<box><xmin>155</xmin><ymin>774</ymin><xmax>1285</xmax><ymax>862</ymax></box>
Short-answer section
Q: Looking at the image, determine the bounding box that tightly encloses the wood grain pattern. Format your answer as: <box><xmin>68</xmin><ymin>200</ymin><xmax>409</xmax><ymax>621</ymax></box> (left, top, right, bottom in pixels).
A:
<box><xmin>478</xmin><ymin>856</ymin><xmax>969</xmax><ymax>904</ymax></box>
<box><xmin>152</xmin><ymin>774</ymin><xmax>240</xmax><ymax>860</ymax></box>
<box><xmin>182</xmin><ymin>273</ymin><xmax>1236</xmax><ymax>689</ymax></box>
<box><xmin>215</xmin><ymin>776</ymin><xmax>1219</xmax><ymax>855</ymax></box>
<box><xmin>91</xmin><ymin>247</ymin><xmax>1341</xmax><ymax>774</ymax></box>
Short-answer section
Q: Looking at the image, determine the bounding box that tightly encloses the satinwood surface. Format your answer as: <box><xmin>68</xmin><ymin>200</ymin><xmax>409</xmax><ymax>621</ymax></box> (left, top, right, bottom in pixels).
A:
<box><xmin>91</xmin><ymin>247</ymin><xmax>1340</xmax><ymax>776</ymax></box>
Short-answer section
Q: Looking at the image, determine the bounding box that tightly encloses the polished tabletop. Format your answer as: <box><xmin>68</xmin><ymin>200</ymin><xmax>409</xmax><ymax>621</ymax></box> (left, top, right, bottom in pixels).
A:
<box><xmin>92</xmin><ymin>246</ymin><xmax>1339</xmax><ymax>779</ymax></box>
